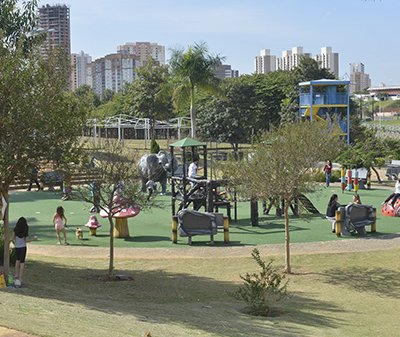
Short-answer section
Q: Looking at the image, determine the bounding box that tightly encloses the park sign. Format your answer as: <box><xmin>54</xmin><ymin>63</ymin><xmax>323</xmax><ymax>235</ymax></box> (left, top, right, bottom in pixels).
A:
<box><xmin>0</xmin><ymin>193</ymin><xmax>7</xmax><ymax>220</ymax></box>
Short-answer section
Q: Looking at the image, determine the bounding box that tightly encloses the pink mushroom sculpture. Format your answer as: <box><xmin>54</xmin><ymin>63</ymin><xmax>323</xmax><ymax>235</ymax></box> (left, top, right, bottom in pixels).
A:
<box><xmin>85</xmin><ymin>215</ymin><xmax>101</xmax><ymax>236</ymax></box>
<box><xmin>100</xmin><ymin>204</ymin><xmax>140</xmax><ymax>238</ymax></box>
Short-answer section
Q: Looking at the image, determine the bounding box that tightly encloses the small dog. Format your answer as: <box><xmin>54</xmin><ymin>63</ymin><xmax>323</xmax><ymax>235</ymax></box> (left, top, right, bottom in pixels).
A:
<box><xmin>75</xmin><ymin>227</ymin><xmax>83</xmax><ymax>240</ymax></box>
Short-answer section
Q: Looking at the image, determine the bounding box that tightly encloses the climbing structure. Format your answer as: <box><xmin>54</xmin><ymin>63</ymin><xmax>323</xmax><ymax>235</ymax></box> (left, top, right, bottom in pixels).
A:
<box><xmin>299</xmin><ymin>79</ymin><xmax>351</xmax><ymax>144</ymax></box>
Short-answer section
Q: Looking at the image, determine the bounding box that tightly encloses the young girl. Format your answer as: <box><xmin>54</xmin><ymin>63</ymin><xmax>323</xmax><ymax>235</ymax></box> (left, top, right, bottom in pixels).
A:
<box><xmin>53</xmin><ymin>206</ymin><xmax>69</xmax><ymax>245</ymax></box>
<box><xmin>323</xmin><ymin>160</ymin><xmax>333</xmax><ymax>187</ymax></box>
<box><xmin>13</xmin><ymin>217</ymin><xmax>29</xmax><ymax>287</ymax></box>
<box><xmin>352</xmin><ymin>194</ymin><xmax>362</xmax><ymax>205</ymax></box>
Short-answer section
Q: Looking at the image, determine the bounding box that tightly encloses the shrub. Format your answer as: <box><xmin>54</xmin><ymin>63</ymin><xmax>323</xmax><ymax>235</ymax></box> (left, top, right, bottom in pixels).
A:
<box><xmin>315</xmin><ymin>170</ymin><xmax>341</xmax><ymax>183</ymax></box>
<box><xmin>150</xmin><ymin>136</ymin><xmax>160</xmax><ymax>154</ymax></box>
<box><xmin>232</xmin><ymin>248</ymin><xmax>288</xmax><ymax>316</ymax></box>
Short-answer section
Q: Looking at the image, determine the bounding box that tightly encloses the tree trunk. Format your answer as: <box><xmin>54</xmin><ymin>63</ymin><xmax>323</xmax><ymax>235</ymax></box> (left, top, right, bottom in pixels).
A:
<box><xmin>284</xmin><ymin>200</ymin><xmax>291</xmax><ymax>274</ymax></box>
<box><xmin>108</xmin><ymin>217</ymin><xmax>115</xmax><ymax>280</ymax></box>
<box><xmin>1</xmin><ymin>189</ymin><xmax>10</xmax><ymax>277</ymax></box>
<box><xmin>190</xmin><ymin>87</ymin><xmax>196</xmax><ymax>139</ymax></box>
<box><xmin>371</xmin><ymin>166</ymin><xmax>382</xmax><ymax>183</ymax></box>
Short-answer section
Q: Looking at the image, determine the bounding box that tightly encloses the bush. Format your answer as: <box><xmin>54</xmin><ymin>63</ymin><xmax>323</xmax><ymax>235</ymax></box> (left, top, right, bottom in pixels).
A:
<box><xmin>232</xmin><ymin>248</ymin><xmax>288</xmax><ymax>316</ymax></box>
<box><xmin>315</xmin><ymin>170</ymin><xmax>341</xmax><ymax>183</ymax></box>
<box><xmin>150</xmin><ymin>136</ymin><xmax>160</xmax><ymax>154</ymax></box>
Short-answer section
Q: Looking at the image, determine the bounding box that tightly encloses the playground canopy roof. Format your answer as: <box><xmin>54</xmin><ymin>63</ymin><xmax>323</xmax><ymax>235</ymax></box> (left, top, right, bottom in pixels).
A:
<box><xmin>169</xmin><ymin>137</ymin><xmax>206</xmax><ymax>148</ymax></box>
<box><xmin>299</xmin><ymin>79</ymin><xmax>350</xmax><ymax>86</ymax></box>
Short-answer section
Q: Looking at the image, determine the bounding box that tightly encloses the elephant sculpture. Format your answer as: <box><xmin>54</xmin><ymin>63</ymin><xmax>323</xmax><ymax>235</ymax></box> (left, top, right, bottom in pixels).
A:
<box><xmin>138</xmin><ymin>151</ymin><xmax>178</xmax><ymax>195</ymax></box>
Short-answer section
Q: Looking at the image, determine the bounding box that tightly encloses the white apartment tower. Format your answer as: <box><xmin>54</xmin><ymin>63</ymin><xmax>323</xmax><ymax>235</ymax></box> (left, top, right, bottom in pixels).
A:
<box><xmin>117</xmin><ymin>42</ymin><xmax>165</xmax><ymax>67</ymax></box>
<box><xmin>315</xmin><ymin>47</ymin><xmax>339</xmax><ymax>77</ymax></box>
<box><xmin>92</xmin><ymin>53</ymin><xmax>137</xmax><ymax>95</ymax></box>
<box><xmin>71</xmin><ymin>51</ymin><xmax>92</xmax><ymax>90</ymax></box>
<box><xmin>254</xmin><ymin>49</ymin><xmax>276</xmax><ymax>74</ymax></box>
<box><xmin>350</xmin><ymin>62</ymin><xmax>371</xmax><ymax>93</ymax></box>
<box><xmin>276</xmin><ymin>46</ymin><xmax>311</xmax><ymax>71</ymax></box>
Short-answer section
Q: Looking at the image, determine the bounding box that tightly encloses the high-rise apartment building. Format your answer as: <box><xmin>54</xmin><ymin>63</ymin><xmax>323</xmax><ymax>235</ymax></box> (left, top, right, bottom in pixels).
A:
<box><xmin>349</xmin><ymin>62</ymin><xmax>371</xmax><ymax>93</ymax></box>
<box><xmin>91</xmin><ymin>53</ymin><xmax>137</xmax><ymax>96</ymax></box>
<box><xmin>71</xmin><ymin>51</ymin><xmax>92</xmax><ymax>90</ymax></box>
<box><xmin>315</xmin><ymin>47</ymin><xmax>339</xmax><ymax>77</ymax></box>
<box><xmin>276</xmin><ymin>46</ymin><xmax>311</xmax><ymax>71</ymax></box>
<box><xmin>254</xmin><ymin>49</ymin><xmax>276</xmax><ymax>74</ymax></box>
<box><xmin>38</xmin><ymin>4</ymin><xmax>71</xmax><ymax>57</ymax></box>
<box><xmin>117</xmin><ymin>42</ymin><xmax>165</xmax><ymax>67</ymax></box>
<box><xmin>214</xmin><ymin>64</ymin><xmax>239</xmax><ymax>80</ymax></box>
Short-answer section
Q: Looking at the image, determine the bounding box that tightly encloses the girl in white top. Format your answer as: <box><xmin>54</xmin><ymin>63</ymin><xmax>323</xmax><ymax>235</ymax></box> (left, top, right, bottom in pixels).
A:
<box><xmin>53</xmin><ymin>206</ymin><xmax>69</xmax><ymax>245</ymax></box>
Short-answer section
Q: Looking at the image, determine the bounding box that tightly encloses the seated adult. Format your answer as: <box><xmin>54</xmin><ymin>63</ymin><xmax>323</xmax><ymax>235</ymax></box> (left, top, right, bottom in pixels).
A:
<box><xmin>326</xmin><ymin>194</ymin><xmax>341</xmax><ymax>233</ymax></box>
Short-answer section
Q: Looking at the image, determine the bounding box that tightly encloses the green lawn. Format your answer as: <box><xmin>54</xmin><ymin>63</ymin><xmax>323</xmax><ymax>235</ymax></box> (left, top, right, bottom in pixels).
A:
<box><xmin>0</xmin><ymin>248</ymin><xmax>400</xmax><ymax>337</ymax></box>
<box><xmin>8</xmin><ymin>183</ymin><xmax>400</xmax><ymax>247</ymax></box>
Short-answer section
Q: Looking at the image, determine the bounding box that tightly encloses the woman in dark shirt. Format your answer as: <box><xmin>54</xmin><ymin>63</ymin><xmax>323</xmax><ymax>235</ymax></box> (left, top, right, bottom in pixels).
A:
<box><xmin>326</xmin><ymin>194</ymin><xmax>340</xmax><ymax>233</ymax></box>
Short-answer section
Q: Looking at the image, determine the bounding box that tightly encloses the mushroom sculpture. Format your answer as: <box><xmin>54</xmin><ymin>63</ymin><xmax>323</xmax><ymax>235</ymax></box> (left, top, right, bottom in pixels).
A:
<box><xmin>100</xmin><ymin>196</ymin><xmax>140</xmax><ymax>238</ymax></box>
<box><xmin>85</xmin><ymin>215</ymin><xmax>101</xmax><ymax>236</ymax></box>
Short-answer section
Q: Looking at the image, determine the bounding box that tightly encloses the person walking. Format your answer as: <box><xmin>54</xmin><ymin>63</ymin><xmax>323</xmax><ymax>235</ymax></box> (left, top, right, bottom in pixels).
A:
<box><xmin>13</xmin><ymin>217</ymin><xmax>29</xmax><ymax>287</ymax></box>
<box><xmin>27</xmin><ymin>165</ymin><xmax>40</xmax><ymax>191</ymax></box>
<box><xmin>323</xmin><ymin>160</ymin><xmax>333</xmax><ymax>187</ymax></box>
<box><xmin>52</xmin><ymin>206</ymin><xmax>69</xmax><ymax>245</ymax></box>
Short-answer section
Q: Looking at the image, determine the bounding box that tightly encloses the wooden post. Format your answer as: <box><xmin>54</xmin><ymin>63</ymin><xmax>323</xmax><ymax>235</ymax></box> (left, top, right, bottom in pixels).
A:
<box><xmin>335</xmin><ymin>210</ymin><xmax>341</xmax><ymax>237</ymax></box>
<box><xmin>114</xmin><ymin>218</ymin><xmax>129</xmax><ymax>238</ymax></box>
<box><xmin>223</xmin><ymin>217</ymin><xmax>230</xmax><ymax>243</ymax></box>
<box><xmin>371</xmin><ymin>208</ymin><xmax>377</xmax><ymax>233</ymax></box>
<box><xmin>172</xmin><ymin>216</ymin><xmax>178</xmax><ymax>243</ymax></box>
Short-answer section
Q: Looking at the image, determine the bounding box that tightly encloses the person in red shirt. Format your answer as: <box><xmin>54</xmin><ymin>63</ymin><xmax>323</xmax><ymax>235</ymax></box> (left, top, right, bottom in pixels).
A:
<box><xmin>323</xmin><ymin>160</ymin><xmax>333</xmax><ymax>187</ymax></box>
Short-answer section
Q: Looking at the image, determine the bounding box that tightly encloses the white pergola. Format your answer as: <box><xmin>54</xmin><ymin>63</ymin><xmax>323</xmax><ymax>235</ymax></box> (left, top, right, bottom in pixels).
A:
<box><xmin>86</xmin><ymin>114</ymin><xmax>192</xmax><ymax>146</ymax></box>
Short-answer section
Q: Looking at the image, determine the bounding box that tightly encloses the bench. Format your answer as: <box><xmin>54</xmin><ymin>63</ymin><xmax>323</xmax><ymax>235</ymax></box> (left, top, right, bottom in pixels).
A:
<box><xmin>335</xmin><ymin>204</ymin><xmax>376</xmax><ymax>236</ymax></box>
<box><xmin>172</xmin><ymin>209</ymin><xmax>229</xmax><ymax>245</ymax></box>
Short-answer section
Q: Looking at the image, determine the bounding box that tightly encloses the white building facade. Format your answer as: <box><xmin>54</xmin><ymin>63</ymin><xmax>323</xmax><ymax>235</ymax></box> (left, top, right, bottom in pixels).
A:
<box><xmin>117</xmin><ymin>42</ymin><xmax>165</xmax><ymax>67</ymax></box>
<box><xmin>254</xmin><ymin>49</ymin><xmax>276</xmax><ymax>74</ymax></box>
<box><xmin>315</xmin><ymin>47</ymin><xmax>339</xmax><ymax>77</ymax></box>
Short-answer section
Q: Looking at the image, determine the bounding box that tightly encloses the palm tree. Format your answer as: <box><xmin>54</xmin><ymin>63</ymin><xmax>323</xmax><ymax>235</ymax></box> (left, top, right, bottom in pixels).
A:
<box><xmin>169</xmin><ymin>42</ymin><xmax>223</xmax><ymax>138</ymax></box>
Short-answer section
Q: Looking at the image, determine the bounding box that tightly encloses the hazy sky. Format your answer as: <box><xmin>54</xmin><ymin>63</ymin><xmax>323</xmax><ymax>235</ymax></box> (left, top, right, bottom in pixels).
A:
<box><xmin>38</xmin><ymin>0</ymin><xmax>396</xmax><ymax>86</ymax></box>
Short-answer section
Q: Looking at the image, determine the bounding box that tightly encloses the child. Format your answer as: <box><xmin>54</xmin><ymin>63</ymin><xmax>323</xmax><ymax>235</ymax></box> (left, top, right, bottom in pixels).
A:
<box><xmin>53</xmin><ymin>206</ymin><xmax>69</xmax><ymax>245</ymax></box>
<box><xmin>352</xmin><ymin>194</ymin><xmax>362</xmax><ymax>204</ymax></box>
<box><xmin>13</xmin><ymin>217</ymin><xmax>29</xmax><ymax>287</ymax></box>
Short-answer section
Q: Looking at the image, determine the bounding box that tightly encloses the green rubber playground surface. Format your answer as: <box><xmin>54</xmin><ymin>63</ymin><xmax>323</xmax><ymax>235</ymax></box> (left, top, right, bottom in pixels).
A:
<box><xmin>7</xmin><ymin>184</ymin><xmax>400</xmax><ymax>248</ymax></box>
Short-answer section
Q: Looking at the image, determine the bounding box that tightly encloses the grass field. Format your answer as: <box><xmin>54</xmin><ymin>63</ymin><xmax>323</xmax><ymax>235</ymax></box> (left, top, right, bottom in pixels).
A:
<box><xmin>2</xmin><ymin>183</ymin><xmax>400</xmax><ymax>336</ymax></box>
<box><xmin>0</xmin><ymin>247</ymin><xmax>400</xmax><ymax>337</ymax></box>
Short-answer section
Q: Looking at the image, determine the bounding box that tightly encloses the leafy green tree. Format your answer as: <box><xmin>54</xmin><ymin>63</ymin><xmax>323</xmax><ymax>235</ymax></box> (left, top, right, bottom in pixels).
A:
<box><xmin>0</xmin><ymin>0</ymin><xmax>87</xmax><ymax>275</ymax></box>
<box><xmin>169</xmin><ymin>42</ymin><xmax>223</xmax><ymax>138</ymax></box>
<box><xmin>223</xmin><ymin>121</ymin><xmax>341</xmax><ymax>273</ymax></box>
<box><xmin>124</xmin><ymin>58</ymin><xmax>173</xmax><ymax>136</ymax></box>
<box><xmin>197</xmin><ymin>78</ymin><xmax>257</xmax><ymax>151</ymax></box>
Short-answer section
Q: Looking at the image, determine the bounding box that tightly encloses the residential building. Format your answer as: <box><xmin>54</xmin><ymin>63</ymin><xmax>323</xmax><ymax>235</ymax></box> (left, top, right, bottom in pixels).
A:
<box><xmin>214</xmin><ymin>64</ymin><xmax>239</xmax><ymax>80</ymax></box>
<box><xmin>254</xmin><ymin>49</ymin><xmax>276</xmax><ymax>74</ymax></box>
<box><xmin>91</xmin><ymin>53</ymin><xmax>137</xmax><ymax>96</ymax></box>
<box><xmin>349</xmin><ymin>62</ymin><xmax>371</xmax><ymax>93</ymax></box>
<box><xmin>71</xmin><ymin>51</ymin><xmax>92</xmax><ymax>90</ymax></box>
<box><xmin>315</xmin><ymin>47</ymin><xmax>339</xmax><ymax>77</ymax></box>
<box><xmin>38</xmin><ymin>4</ymin><xmax>71</xmax><ymax>57</ymax></box>
<box><xmin>117</xmin><ymin>42</ymin><xmax>165</xmax><ymax>67</ymax></box>
<box><xmin>276</xmin><ymin>46</ymin><xmax>311</xmax><ymax>71</ymax></box>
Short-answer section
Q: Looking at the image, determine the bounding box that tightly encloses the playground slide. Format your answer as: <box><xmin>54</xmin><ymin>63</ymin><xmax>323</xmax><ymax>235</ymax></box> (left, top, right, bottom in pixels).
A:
<box><xmin>297</xmin><ymin>194</ymin><xmax>320</xmax><ymax>214</ymax></box>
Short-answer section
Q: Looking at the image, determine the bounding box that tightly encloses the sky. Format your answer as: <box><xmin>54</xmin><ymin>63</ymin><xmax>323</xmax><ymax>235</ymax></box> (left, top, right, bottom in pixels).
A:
<box><xmin>38</xmin><ymin>0</ymin><xmax>397</xmax><ymax>86</ymax></box>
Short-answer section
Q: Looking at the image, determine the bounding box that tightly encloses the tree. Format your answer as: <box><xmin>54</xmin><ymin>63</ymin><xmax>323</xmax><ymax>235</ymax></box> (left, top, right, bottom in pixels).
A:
<box><xmin>124</xmin><ymin>58</ymin><xmax>173</xmax><ymax>136</ymax></box>
<box><xmin>223</xmin><ymin>121</ymin><xmax>341</xmax><ymax>273</ymax></box>
<box><xmin>0</xmin><ymin>1</ymin><xmax>87</xmax><ymax>275</ymax></box>
<box><xmin>169</xmin><ymin>42</ymin><xmax>223</xmax><ymax>138</ymax></box>
<box><xmin>197</xmin><ymin>79</ymin><xmax>257</xmax><ymax>151</ymax></box>
<box><xmin>75</xmin><ymin>141</ymin><xmax>150</xmax><ymax>279</ymax></box>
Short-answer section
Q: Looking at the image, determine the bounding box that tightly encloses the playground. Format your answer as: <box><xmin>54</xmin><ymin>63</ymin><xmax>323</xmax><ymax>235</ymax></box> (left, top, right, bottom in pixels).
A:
<box><xmin>6</xmin><ymin>182</ymin><xmax>398</xmax><ymax>248</ymax></box>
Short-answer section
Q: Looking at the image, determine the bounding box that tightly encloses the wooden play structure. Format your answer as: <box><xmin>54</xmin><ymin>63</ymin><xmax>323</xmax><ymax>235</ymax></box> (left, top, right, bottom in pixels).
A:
<box><xmin>169</xmin><ymin>138</ymin><xmax>231</xmax><ymax>244</ymax></box>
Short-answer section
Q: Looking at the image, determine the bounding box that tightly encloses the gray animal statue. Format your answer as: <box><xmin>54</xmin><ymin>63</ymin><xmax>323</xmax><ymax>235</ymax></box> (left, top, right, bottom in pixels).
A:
<box><xmin>138</xmin><ymin>151</ymin><xmax>178</xmax><ymax>195</ymax></box>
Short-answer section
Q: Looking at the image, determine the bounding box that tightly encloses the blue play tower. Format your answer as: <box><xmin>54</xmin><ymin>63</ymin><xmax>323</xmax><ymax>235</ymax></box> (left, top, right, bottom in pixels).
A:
<box><xmin>299</xmin><ymin>79</ymin><xmax>351</xmax><ymax>144</ymax></box>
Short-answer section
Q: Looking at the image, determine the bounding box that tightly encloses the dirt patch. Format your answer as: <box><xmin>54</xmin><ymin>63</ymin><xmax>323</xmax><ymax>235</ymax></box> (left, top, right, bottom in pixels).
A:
<box><xmin>27</xmin><ymin>233</ymin><xmax>400</xmax><ymax>260</ymax></box>
<box><xmin>0</xmin><ymin>327</ymin><xmax>37</xmax><ymax>337</ymax></box>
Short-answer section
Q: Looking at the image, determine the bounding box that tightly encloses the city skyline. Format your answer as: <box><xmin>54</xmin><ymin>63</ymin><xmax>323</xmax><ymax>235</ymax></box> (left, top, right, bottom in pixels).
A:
<box><xmin>38</xmin><ymin>0</ymin><xmax>396</xmax><ymax>86</ymax></box>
